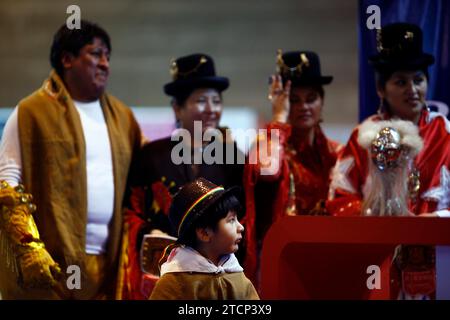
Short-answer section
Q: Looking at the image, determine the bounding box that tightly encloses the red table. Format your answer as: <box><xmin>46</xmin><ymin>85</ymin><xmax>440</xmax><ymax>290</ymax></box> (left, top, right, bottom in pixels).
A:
<box><xmin>260</xmin><ymin>216</ymin><xmax>450</xmax><ymax>299</ymax></box>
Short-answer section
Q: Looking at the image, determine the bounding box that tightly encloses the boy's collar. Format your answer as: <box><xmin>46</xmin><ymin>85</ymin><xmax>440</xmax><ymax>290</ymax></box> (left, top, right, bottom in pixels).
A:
<box><xmin>160</xmin><ymin>246</ymin><xmax>243</xmax><ymax>276</ymax></box>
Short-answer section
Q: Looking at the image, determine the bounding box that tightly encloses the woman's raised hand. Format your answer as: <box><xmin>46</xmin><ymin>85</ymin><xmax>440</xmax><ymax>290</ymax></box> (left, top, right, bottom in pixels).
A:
<box><xmin>269</xmin><ymin>75</ymin><xmax>291</xmax><ymax>123</ymax></box>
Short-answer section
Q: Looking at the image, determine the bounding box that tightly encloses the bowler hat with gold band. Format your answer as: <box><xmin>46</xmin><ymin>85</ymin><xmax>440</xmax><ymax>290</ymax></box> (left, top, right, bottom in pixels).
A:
<box><xmin>163</xmin><ymin>53</ymin><xmax>229</xmax><ymax>97</ymax></box>
<box><xmin>276</xmin><ymin>50</ymin><xmax>333</xmax><ymax>86</ymax></box>
<box><xmin>369</xmin><ymin>23</ymin><xmax>435</xmax><ymax>71</ymax></box>
<box><xmin>168</xmin><ymin>178</ymin><xmax>240</xmax><ymax>240</ymax></box>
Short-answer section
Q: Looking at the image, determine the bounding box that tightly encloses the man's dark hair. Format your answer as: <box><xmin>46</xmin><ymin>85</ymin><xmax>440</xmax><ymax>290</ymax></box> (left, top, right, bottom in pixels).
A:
<box><xmin>178</xmin><ymin>195</ymin><xmax>242</xmax><ymax>248</ymax></box>
<box><xmin>50</xmin><ymin>19</ymin><xmax>111</xmax><ymax>76</ymax></box>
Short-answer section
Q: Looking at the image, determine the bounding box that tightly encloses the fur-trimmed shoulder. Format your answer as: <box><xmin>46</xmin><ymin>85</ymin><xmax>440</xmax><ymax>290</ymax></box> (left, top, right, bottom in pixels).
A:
<box><xmin>427</xmin><ymin>111</ymin><xmax>450</xmax><ymax>134</ymax></box>
<box><xmin>357</xmin><ymin>118</ymin><xmax>423</xmax><ymax>156</ymax></box>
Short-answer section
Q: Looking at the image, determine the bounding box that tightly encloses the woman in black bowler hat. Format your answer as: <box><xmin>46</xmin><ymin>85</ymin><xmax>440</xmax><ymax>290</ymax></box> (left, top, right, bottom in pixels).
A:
<box><xmin>327</xmin><ymin>23</ymin><xmax>450</xmax><ymax>299</ymax></box>
<box><xmin>119</xmin><ymin>53</ymin><xmax>245</xmax><ymax>299</ymax></box>
<box><xmin>243</xmin><ymin>50</ymin><xmax>342</xmax><ymax>287</ymax></box>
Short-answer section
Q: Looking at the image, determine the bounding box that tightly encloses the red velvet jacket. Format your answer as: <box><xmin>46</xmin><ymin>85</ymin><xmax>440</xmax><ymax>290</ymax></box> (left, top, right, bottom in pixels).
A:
<box><xmin>243</xmin><ymin>122</ymin><xmax>341</xmax><ymax>286</ymax></box>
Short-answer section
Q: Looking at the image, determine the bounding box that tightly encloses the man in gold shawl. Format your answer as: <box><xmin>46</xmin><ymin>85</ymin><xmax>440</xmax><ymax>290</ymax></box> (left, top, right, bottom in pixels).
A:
<box><xmin>0</xmin><ymin>20</ymin><xmax>141</xmax><ymax>299</ymax></box>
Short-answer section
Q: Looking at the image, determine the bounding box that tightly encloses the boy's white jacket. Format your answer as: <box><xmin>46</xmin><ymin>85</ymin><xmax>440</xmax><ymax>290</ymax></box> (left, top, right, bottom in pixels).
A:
<box><xmin>160</xmin><ymin>246</ymin><xmax>243</xmax><ymax>276</ymax></box>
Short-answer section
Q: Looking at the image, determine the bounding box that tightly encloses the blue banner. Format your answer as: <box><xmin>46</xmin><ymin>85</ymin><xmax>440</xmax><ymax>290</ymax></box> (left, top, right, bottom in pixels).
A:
<box><xmin>359</xmin><ymin>0</ymin><xmax>450</xmax><ymax>122</ymax></box>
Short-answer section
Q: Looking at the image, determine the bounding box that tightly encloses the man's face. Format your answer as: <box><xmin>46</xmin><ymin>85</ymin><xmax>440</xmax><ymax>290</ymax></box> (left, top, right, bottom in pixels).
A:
<box><xmin>63</xmin><ymin>37</ymin><xmax>110</xmax><ymax>101</ymax></box>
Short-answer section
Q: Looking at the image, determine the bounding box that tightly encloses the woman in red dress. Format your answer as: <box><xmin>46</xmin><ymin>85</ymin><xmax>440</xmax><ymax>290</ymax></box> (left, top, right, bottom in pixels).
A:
<box><xmin>326</xmin><ymin>23</ymin><xmax>449</xmax><ymax>299</ymax></box>
<box><xmin>243</xmin><ymin>50</ymin><xmax>341</xmax><ymax>286</ymax></box>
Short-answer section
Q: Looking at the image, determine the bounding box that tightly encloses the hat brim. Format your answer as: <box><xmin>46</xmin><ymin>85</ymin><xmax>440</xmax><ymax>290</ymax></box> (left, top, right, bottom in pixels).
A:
<box><xmin>369</xmin><ymin>53</ymin><xmax>435</xmax><ymax>71</ymax></box>
<box><xmin>174</xmin><ymin>185</ymin><xmax>242</xmax><ymax>240</ymax></box>
<box><xmin>164</xmin><ymin>77</ymin><xmax>230</xmax><ymax>96</ymax></box>
<box><xmin>289</xmin><ymin>76</ymin><xmax>333</xmax><ymax>86</ymax></box>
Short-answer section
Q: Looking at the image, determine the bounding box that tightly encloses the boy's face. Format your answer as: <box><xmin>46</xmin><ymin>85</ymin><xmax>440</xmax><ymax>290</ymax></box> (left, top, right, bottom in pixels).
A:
<box><xmin>209</xmin><ymin>210</ymin><xmax>244</xmax><ymax>256</ymax></box>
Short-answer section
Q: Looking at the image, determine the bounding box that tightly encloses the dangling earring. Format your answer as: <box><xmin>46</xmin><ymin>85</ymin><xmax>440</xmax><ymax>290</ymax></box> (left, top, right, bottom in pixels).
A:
<box><xmin>377</xmin><ymin>97</ymin><xmax>385</xmax><ymax>115</ymax></box>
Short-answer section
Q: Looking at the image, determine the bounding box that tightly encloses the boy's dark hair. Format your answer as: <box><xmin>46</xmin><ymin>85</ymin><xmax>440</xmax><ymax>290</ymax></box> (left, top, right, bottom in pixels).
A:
<box><xmin>178</xmin><ymin>195</ymin><xmax>242</xmax><ymax>248</ymax></box>
<box><xmin>50</xmin><ymin>19</ymin><xmax>111</xmax><ymax>77</ymax></box>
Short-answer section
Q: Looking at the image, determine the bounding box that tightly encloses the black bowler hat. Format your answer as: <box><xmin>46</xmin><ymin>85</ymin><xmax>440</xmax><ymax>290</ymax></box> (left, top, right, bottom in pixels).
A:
<box><xmin>168</xmin><ymin>178</ymin><xmax>240</xmax><ymax>240</ymax></box>
<box><xmin>163</xmin><ymin>53</ymin><xmax>229</xmax><ymax>97</ymax></box>
<box><xmin>369</xmin><ymin>23</ymin><xmax>435</xmax><ymax>71</ymax></box>
<box><xmin>276</xmin><ymin>50</ymin><xmax>333</xmax><ymax>86</ymax></box>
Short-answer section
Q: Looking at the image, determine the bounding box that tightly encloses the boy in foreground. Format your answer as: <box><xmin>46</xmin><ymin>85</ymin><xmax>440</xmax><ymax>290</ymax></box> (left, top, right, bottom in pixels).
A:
<box><xmin>150</xmin><ymin>178</ymin><xmax>259</xmax><ymax>300</ymax></box>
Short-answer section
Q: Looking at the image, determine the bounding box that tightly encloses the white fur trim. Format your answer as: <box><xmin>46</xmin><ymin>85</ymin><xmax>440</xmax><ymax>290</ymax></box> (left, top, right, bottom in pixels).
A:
<box><xmin>357</xmin><ymin>119</ymin><xmax>423</xmax><ymax>156</ymax></box>
<box><xmin>427</xmin><ymin>111</ymin><xmax>450</xmax><ymax>134</ymax></box>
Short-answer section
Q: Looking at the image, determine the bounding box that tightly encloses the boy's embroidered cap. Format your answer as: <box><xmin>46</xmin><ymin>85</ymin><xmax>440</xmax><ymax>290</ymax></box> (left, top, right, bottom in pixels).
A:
<box><xmin>168</xmin><ymin>178</ymin><xmax>240</xmax><ymax>239</ymax></box>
